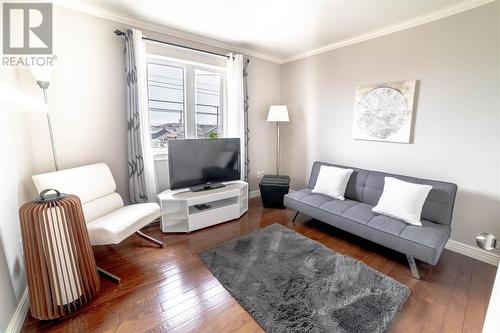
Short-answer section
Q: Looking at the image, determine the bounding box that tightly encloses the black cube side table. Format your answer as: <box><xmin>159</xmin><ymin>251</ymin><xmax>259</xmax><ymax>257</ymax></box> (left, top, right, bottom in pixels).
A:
<box><xmin>259</xmin><ymin>175</ymin><xmax>290</xmax><ymax>208</ymax></box>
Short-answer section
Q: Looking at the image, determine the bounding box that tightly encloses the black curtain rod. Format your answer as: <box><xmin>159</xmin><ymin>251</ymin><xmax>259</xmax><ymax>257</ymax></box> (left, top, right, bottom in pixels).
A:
<box><xmin>114</xmin><ymin>29</ymin><xmax>232</xmax><ymax>59</ymax></box>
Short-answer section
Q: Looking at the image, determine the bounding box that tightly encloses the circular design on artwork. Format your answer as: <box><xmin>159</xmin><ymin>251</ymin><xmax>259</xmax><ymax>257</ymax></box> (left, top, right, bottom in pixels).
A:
<box><xmin>356</xmin><ymin>87</ymin><xmax>408</xmax><ymax>139</ymax></box>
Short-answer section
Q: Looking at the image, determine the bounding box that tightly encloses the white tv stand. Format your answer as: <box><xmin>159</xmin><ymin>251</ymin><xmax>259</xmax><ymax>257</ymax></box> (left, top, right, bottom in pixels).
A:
<box><xmin>157</xmin><ymin>181</ymin><xmax>248</xmax><ymax>233</ymax></box>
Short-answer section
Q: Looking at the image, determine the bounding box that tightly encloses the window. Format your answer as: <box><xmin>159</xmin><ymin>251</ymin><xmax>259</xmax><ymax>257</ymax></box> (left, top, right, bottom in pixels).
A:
<box><xmin>148</xmin><ymin>63</ymin><xmax>185</xmax><ymax>146</ymax></box>
<box><xmin>147</xmin><ymin>59</ymin><xmax>225</xmax><ymax>151</ymax></box>
<box><xmin>195</xmin><ymin>69</ymin><xmax>222</xmax><ymax>138</ymax></box>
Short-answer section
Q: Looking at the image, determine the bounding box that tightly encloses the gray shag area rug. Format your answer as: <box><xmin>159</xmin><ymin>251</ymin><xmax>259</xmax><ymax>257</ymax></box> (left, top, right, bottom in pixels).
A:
<box><xmin>200</xmin><ymin>223</ymin><xmax>409</xmax><ymax>333</ymax></box>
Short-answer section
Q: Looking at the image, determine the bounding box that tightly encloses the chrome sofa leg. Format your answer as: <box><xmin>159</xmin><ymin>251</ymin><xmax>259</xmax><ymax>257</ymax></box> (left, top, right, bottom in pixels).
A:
<box><xmin>136</xmin><ymin>231</ymin><xmax>164</xmax><ymax>248</ymax></box>
<box><xmin>406</xmin><ymin>255</ymin><xmax>421</xmax><ymax>280</ymax></box>
<box><xmin>292</xmin><ymin>211</ymin><xmax>300</xmax><ymax>224</ymax></box>
<box><xmin>97</xmin><ymin>267</ymin><xmax>121</xmax><ymax>284</ymax></box>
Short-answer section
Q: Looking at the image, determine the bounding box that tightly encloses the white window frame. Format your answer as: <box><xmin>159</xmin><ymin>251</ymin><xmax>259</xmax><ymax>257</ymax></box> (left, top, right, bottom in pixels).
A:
<box><xmin>146</xmin><ymin>54</ymin><xmax>227</xmax><ymax>158</ymax></box>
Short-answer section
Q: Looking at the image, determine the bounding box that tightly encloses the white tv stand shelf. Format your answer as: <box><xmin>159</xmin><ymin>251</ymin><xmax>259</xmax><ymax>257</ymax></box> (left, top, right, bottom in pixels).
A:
<box><xmin>158</xmin><ymin>181</ymin><xmax>248</xmax><ymax>233</ymax></box>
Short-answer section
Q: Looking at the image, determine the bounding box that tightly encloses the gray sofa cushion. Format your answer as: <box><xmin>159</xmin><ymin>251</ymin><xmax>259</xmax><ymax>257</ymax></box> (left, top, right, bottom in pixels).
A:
<box><xmin>285</xmin><ymin>187</ymin><xmax>452</xmax><ymax>265</ymax></box>
<box><xmin>342</xmin><ymin>203</ymin><xmax>377</xmax><ymax>224</ymax></box>
<box><xmin>320</xmin><ymin>199</ymin><xmax>358</xmax><ymax>215</ymax></box>
<box><xmin>301</xmin><ymin>193</ymin><xmax>332</xmax><ymax>208</ymax></box>
<box><xmin>400</xmin><ymin>220</ymin><xmax>450</xmax><ymax>249</ymax></box>
<box><xmin>369</xmin><ymin>215</ymin><xmax>408</xmax><ymax>235</ymax></box>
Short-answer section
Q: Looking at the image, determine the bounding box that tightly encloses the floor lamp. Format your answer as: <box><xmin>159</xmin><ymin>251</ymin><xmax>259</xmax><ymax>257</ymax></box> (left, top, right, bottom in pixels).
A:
<box><xmin>21</xmin><ymin>66</ymin><xmax>101</xmax><ymax>318</ymax></box>
<box><xmin>29</xmin><ymin>65</ymin><xmax>59</xmax><ymax>171</ymax></box>
<box><xmin>267</xmin><ymin>105</ymin><xmax>289</xmax><ymax>176</ymax></box>
<box><xmin>28</xmin><ymin>65</ymin><xmax>118</xmax><ymax>285</ymax></box>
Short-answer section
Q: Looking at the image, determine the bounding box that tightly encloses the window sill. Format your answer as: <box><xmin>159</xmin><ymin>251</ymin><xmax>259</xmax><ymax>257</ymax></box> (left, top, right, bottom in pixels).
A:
<box><xmin>153</xmin><ymin>150</ymin><xmax>168</xmax><ymax>161</ymax></box>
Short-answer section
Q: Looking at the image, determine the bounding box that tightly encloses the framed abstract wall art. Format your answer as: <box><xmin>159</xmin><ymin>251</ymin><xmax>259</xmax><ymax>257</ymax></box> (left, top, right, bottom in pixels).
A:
<box><xmin>353</xmin><ymin>80</ymin><xmax>417</xmax><ymax>143</ymax></box>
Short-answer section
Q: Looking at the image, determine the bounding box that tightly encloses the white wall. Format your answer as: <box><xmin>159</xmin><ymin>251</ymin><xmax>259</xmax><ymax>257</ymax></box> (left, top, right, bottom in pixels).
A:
<box><xmin>37</xmin><ymin>6</ymin><xmax>130</xmax><ymax>197</ymax></box>
<box><xmin>0</xmin><ymin>4</ymin><xmax>281</xmax><ymax>327</ymax></box>
<box><xmin>0</xmin><ymin>67</ymin><xmax>44</xmax><ymax>331</ymax></box>
<box><xmin>42</xmin><ymin>6</ymin><xmax>281</xmax><ymax>199</ymax></box>
<box><xmin>280</xmin><ymin>2</ymin><xmax>500</xmax><ymax>247</ymax></box>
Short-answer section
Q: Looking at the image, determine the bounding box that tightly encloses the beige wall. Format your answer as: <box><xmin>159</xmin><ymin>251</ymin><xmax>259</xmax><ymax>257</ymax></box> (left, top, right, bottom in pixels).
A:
<box><xmin>280</xmin><ymin>2</ymin><xmax>500</xmax><ymax>247</ymax></box>
<box><xmin>247</xmin><ymin>56</ymin><xmax>281</xmax><ymax>190</ymax></box>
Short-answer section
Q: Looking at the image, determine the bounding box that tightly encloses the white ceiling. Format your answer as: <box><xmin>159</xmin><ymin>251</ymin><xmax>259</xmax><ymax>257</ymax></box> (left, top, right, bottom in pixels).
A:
<box><xmin>59</xmin><ymin>0</ymin><xmax>488</xmax><ymax>62</ymax></box>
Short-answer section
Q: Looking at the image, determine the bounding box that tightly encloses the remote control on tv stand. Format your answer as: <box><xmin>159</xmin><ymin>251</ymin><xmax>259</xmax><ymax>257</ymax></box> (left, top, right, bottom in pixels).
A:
<box><xmin>194</xmin><ymin>204</ymin><xmax>211</xmax><ymax>210</ymax></box>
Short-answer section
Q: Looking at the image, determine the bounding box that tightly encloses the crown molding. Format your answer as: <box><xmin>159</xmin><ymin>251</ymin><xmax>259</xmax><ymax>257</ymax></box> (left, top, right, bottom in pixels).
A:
<box><xmin>281</xmin><ymin>0</ymin><xmax>496</xmax><ymax>63</ymax></box>
<box><xmin>52</xmin><ymin>0</ymin><xmax>283</xmax><ymax>64</ymax></box>
<box><xmin>53</xmin><ymin>0</ymin><xmax>494</xmax><ymax>65</ymax></box>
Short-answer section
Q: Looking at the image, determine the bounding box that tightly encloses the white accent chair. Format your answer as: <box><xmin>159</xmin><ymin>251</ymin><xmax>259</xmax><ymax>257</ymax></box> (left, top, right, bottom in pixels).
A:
<box><xmin>32</xmin><ymin>163</ymin><xmax>163</xmax><ymax>282</ymax></box>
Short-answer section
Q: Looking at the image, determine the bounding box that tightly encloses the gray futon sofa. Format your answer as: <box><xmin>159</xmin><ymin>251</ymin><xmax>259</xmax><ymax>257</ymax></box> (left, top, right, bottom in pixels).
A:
<box><xmin>284</xmin><ymin>161</ymin><xmax>458</xmax><ymax>279</ymax></box>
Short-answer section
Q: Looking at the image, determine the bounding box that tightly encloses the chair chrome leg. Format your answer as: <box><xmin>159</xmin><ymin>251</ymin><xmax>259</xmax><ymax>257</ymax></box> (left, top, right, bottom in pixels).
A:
<box><xmin>406</xmin><ymin>255</ymin><xmax>421</xmax><ymax>280</ymax></box>
<box><xmin>97</xmin><ymin>267</ymin><xmax>121</xmax><ymax>284</ymax></box>
<box><xmin>292</xmin><ymin>211</ymin><xmax>300</xmax><ymax>224</ymax></box>
<box><xmin>136</xmin><ymin>231</ymin><xmax>164</xmax><ymax>248</ymax></box>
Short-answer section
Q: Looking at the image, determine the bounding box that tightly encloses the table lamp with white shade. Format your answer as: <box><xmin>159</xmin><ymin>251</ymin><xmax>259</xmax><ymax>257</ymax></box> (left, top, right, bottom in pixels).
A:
<box><xmin>267</xmin><ymin>105</ymin><xmax>289</xmax><ymax>176</ymax></box>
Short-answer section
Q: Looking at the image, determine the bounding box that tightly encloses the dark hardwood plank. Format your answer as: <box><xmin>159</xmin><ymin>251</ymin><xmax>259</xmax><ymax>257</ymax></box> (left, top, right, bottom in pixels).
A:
<box><xmin>162</xmin><ymin>298</ymin><xmax>238</xmax><ymax>333</ymax></box>
<box><xmin>21</xmin><ymin>198</ymin><xmax>496</xmax><ymax>333</ymax></box>
<box><xmin>463</xmin><ymin>259</ymin><xmax>491</xmax><ymax>333</ymax></box>
<box><xmin>190</xmin><ymin>303</ymin><xmax>254</xmax><ymax>333</ymax></box>
<box><xmin>441</xmin><ymin>255</ymin><xmax>474</xmax><ymax>333</ymax></box>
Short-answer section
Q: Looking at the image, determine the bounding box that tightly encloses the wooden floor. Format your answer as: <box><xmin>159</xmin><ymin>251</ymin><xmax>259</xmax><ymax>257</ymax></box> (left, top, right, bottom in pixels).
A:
<box><xmin>22</xmin><ymin>198</ymin><xmax>496</xmax><ymax>333</ymax></box>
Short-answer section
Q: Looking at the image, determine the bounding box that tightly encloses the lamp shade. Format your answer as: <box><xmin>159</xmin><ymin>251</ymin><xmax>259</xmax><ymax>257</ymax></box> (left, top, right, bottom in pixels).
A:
<box><xmin>29</xmin><ymin>64</ymin><xmax>53</xmax><ymax>84</ymax></box>
<box><xmin>267</xmin><ymin>105</ymin><xmax>289</xmax><ymax>122</ymax></box>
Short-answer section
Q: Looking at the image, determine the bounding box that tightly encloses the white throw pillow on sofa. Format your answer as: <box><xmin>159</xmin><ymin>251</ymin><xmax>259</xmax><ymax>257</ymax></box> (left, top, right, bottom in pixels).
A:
<box><xmin>372</xmin><ymin>177</ymin><xmax>432</xmax><ymax>226</ymax></box>
<box><xmin>312</xmin><ymin>165</ymin><xmax>353</xmax><ymax>200</ymax></box>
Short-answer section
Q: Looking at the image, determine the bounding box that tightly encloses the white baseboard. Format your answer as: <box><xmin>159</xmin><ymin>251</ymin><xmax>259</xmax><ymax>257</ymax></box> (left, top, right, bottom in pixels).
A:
<box><xmin>249</xmin><ymin>190</ymin><xmax>261</xmax><ymax>199</ymax></box>
<box><xmin>248</xmin><ymin>189</ymin><xmax>498</xmax><ymax>267</ymax></box>
<box><xmin>446</xmin><ymin>239</ymin><xmax>500</xmax><ymax>266</ymax></box>
<box><xmin>6</xmin><ymin>289</ymin><xmax>29</xmax><ymax>333</ymax></box>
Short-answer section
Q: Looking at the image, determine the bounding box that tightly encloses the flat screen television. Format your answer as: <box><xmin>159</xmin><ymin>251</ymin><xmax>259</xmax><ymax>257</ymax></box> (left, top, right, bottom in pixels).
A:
<box><xmin>168</xmin><ymin>138</ymin><xmax>241</xmax><ymax>190</ymax></box>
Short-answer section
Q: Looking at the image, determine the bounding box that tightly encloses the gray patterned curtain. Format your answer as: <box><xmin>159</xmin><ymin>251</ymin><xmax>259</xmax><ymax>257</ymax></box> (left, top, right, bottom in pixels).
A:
<box><xmin>226</xmin><ymin>53</ymin><xmax>247</xmax><ymax>183</ymax></box>
<box><xmin>125</xmin><ymin>29</ymin><xmax>157</xmax><ymax>203</ymax></box>
<box><xmin>243</xmin><ymin>58</ymin><xmax>250</xmax><ymax>182</ymax></box>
